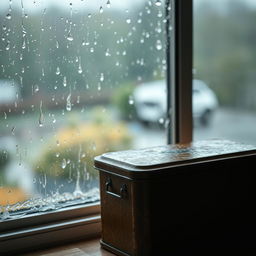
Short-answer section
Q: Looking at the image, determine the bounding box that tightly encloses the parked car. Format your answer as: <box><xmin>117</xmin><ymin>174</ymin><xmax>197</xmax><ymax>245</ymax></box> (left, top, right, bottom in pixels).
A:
<box><xmin>0</xmin><ymin>79</ymin><xmax>20</xmax><ymax>106</ymax></box>
<box><xmin>133</xmin><ymin>79</ymin><xmax>218</xmax><ymax>126</ymax></box>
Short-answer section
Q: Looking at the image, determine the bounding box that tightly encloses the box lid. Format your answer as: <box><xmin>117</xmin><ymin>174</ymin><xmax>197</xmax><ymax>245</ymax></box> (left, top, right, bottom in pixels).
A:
<box><xmin>94</xmin><ymin>140</ymin><xmax>256</xmax><ymax>179</ymax></box>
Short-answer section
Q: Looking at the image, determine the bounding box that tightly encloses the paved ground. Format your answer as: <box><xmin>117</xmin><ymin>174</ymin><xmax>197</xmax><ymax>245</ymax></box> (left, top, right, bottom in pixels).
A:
<box><xmin>130</xmin><ymin>108</ymin><xmax>256</xmax><ymax>149</ymax></box>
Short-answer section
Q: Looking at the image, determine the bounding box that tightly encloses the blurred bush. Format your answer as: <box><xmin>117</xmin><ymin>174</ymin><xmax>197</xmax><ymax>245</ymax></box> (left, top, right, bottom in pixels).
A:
<box><xmin>34</xmin><ymin>108</ymin><xmax>132</xmax><ymax>179</ymax></box>
<box><xmin>112</xmin><ymin>83</ymin><xmax>136</xmax><ymax>120</ymax></box>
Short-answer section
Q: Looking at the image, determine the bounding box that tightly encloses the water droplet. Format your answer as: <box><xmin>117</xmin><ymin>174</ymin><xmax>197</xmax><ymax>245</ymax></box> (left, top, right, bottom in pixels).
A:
<box><xmin>88</xmin><ymin>13</ymin><xmax>92</xmax><ymax>18</ymax></box>
<box><xmin>159</xmin><ymin>117</ymin><xmax>165</xmax><ymax>124</ymax></box>
<box><xmin>156</xmin><ymin>39</ymin><xmax>162</xmax><ymax>50</ymax></box>
<box><xmin>78</xmin><ymin>64</ymin><xmax>83</xmax><ymax>74</ymax></box>
<box><xmin>22</xmin><ymin>38</ymin><xmax>26</xmax><ymax>49</ymax></box>
<box><xmin>3</xmin><ymin>25</ymin><xmax>7</xmax><ymax>31</ymax></box>
<box><xmin>128</xmin><ymin>95</ymin><xmax>134</xmax><ymax>105</ymax></box>
<box><xmin>106</xmin><ymin>0</ymin><xmax>111</xmax><ymax>8</ymax></box>
<box><xmin>56</xmin><ymin>67</ymin><xmax>60</xmax><ymax>75</ymax></box>
<box><xmin>39</xmin><ymin>100</ymin><xmax>44</xmax><ymax>127</ymax></box>
<box><xmin>126</xmin><ymin>18</ymin><xmax>131</xmax><ymax>24</ymax></box>
<box><xmin>11</xmin><ymin>126</ymin><xmax>15</xmax><ymax>135</ymax></box>
<box><xmin>99</xmin><ymin>6</ymin><xmax>103</xmax><ymax>13</ymax></box>
<box><xmin>63</xmin><ymin>76</ymin><xmax>67</xmax><ymax>87</ymax></box>
<box><xmin>90</xmin><ymin>47</ymin><xmax>94</xmax><ymax>53</ymax></box>
<box><xmin>6</xmin><ymin>13</ymin><xmax>11</xmax><ymax>20</ymax></box>
<box><xmin>66</xmin><ymin>93</ymin><xmax>72</xmax><ymax>111</ymax></box>
<box><xmin>105</xmin><ymin>48</ymin><xmax>111</xmax><ymax>57</ymax></box>
<box><xmin>52</xmin><ymin>115</ymin><xmax>56</xmax><ymax>123</ymax></box>
<box><xmin>34</xmin><ymin>84</ymin><xmax>39</xmax><ymax>93</ymax></box>
<box><xmin>67</xmin><ymin>33</ymin><xmax>73</xmax><ymax>41</ymax></box>
<box><xmin>56</xmin><ymin>152</ymin><xmax>60</xmax><ymax>158</ymax></box>
<box><xmin>5</xmin><ymin>42</ymin><xmax>10</xmax><ymax>51</ymax></box>
<box><xmin>56</xmin><ymin>40</ymin><xmax>59</xmax><ymax>48</ymax></box>
<box><xmin>56</xmin><ymin>140</ymin><xmax>60</xmax><ymax>146</ymax></box>
<box><xmin>4</xmin><ymin>112</ymin><xmax>7</xmax><ymax>119</ymax></box>
<box><xmin>61</xmin><ymin>158</ymin><xmax>67</xmax><ymax>169</ymax></box>
<box><xmin>100</xmin><ymin>73</ymin><xmax>104</xmax><ymax>82</ymax></box>
<box><xmin>155</xmin><ymin>0</ymin><xmax>162</xmax><ymax>6</ymax></box>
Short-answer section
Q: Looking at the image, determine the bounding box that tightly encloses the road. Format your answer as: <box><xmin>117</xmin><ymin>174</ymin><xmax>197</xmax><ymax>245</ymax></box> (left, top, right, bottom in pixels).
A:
<box><xmin>130</xmin><ymin>108</ymin><xmax>256</xmax><ymax>149</ymax></box>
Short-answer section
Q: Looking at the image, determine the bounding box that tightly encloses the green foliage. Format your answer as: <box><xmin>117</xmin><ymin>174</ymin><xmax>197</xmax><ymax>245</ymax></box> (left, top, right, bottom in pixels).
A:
<box><xmin>33</xmin><ymin>113</ymin><xmax>133</xmax><ymax>179</ymax></box>
<box><xmin>194</xmin><ymin>0</ymin><xmax>256</xmax><ymax>109</ymax></box>
<box><xmin>112</xmin><ymin>83</ymin><xmax>136</xmax><ymax>120</ymax></box>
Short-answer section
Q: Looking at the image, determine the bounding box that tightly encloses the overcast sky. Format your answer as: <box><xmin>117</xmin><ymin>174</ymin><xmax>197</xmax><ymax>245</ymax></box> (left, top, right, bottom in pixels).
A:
<box><xmin>0</xmin><ymin>0</ymin><xmax>255</xmax><ymax>13</ymax></box>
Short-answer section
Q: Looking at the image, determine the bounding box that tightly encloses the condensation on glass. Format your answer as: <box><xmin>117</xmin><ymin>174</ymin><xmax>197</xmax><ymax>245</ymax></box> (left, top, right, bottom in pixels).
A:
<box><xmin>0</xmin><ymin>0</ymin><xmax>171</xmax><ymax>219</ymax></box>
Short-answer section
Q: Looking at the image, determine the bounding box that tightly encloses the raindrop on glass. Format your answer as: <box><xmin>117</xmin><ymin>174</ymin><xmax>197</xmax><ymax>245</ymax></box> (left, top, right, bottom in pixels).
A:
<box><xmin>63</xmin><ymin>76</ymin><xmax>67</xmax><ymax>87</ymax></box>
<box><xmin>56</xmin><ymin>152</ymin><xmax>60</xmax><ymax>158</ymax></box>
<box><xmin>159</xmin><ymin>117</ymin><xmax>165</xmax><ymax>124</ymax></box>
<box><xmin>39</xmin><ymin>100</ymin><xmax>44</xmax><ymax>127</ymax></box>
<box><xmin>155</xmin><ymin>40</ymin><xmax>162</xmax><ymax>50</ymax></box>
<box><xmin>61</xmin><ymin>158</ymin><xmax>67</xmax><ymax>169</ymax></box>
<box><xmin>5</xmin><ymin>42</ymin><xmax>10</xmax><ymax>51</ymax></box>
<box><xmin>67</xmin><ymin>33</ymin><xmax>74</xmax><ymax>41</ymax></box>
<box><xmin>11</xmin><ymin>126</ymin><xmax>15</xmax><ymax>135</ymax></box>
<box><xmin>22</xmin><ymin>38</ymin><xmax>26</xmax><ymax>49</ymax></box>
<box><xmin>155</xmin><ymin>0</ymin><xmax>162</xmax><ymax>6</ymax></box>
<box><xmin>56</xmin><ymin>40</ymin><xmax>59</xmax><ymax>48</ymax></box>
<box><xmin>99</xmin><ymin>6</ymin><xmax>103</xmax><ymax>14</ymax></box>
<box><xmin>6</xmin><ymin>13</ymin><xmax>11</xmax><ymax>20</ymax></box>
<box><xmin>128</xmin><ymin>95</ymin><xmax>134</xmax><ymax>105</ymax></box>
<box><xmin>56</xmin><ymin>66</ymin><xmax>60</xmax><ymax>75</ymax></box>
<box><xmin>106</xmin><ymin>0</ymin><xmax>111</xmax><ymax>8</ymax></box>
<box><xmin>34</xmin><ymin>84</ymin><xmax>39</xmax><ymax>93</ymax></box>
<box><xmin>78</xmin><ymin>63</ymin><xmax>83</xmax><ymax>74</ymax></box>
<box><xmin>100</xmin><ymin>73</ymin><xmax>104</xmax><ymax>82</ymax></box>
<box><xmin>105</xmin><ymin>48</ymin><xmax>111</xmax><ymax>57</ymax></box>
<box><xmin>126</xmin><ymin>18</ymin><xmax>131</xmax><ymax>24</ymax></box>
<box><xmin>66</xmin><ymin>93</ymin><xmax>72</xmax><ymax>111</ymax></box>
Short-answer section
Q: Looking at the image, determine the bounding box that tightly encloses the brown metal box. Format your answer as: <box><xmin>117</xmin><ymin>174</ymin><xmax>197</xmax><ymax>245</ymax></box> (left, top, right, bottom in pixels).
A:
<box><xmin>94</xmin><ymin>140</ymin><xmax>256</xmax><ymax>255</ymax></box>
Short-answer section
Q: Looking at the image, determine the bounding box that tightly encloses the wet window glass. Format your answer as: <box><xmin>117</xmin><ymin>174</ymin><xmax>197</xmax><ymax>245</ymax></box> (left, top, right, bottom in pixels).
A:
<box><xmin>0</xmin><ymin>0</ymin><xmax>169</xmax><ymax>219</ymax></box>
<box><xmin>193</xmin><ymin>0</ymin><xmax>256</xmax><ymax>144</ymax></box>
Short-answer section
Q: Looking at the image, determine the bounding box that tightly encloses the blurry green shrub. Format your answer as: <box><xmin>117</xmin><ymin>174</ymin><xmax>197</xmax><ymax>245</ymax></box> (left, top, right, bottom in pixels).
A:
<box><xmin>34</xmin><ymin>109</ymin><xmax>132</xmax><ymax>179</ymax></box>
<box><xmin>112</xmin><ymin>83</ymin><xmax>136</xmax><ymax>120</ymax></box>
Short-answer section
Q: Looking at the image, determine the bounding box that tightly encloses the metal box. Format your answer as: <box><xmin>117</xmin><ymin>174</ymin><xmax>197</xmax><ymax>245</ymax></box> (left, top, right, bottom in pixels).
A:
<box><xmin>94</xmin><ymin>140</ymin><xmax>256</xmax><ymax>255</ymax></box>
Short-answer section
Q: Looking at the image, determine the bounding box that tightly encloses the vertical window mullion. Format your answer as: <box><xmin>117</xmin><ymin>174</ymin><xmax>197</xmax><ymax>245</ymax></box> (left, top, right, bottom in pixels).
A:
<box><xmin>166</xmin><ymin>0</ymin><xmax>193</xmax><ymax>144</ymax></box>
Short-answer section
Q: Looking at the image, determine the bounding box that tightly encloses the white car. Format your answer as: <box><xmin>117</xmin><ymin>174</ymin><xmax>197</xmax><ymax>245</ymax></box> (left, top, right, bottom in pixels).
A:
<box><xmin>133</xmin><ymin>79</ymin><xmax>218</xmax><ymax>126</ymax></box>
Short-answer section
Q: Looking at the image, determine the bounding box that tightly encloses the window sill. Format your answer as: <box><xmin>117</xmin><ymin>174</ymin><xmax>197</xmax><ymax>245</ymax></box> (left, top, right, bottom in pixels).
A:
<box><xmin>0</xmin><ymin>203</ymin><xmax>101</xmax><ymax>255</ymax></box>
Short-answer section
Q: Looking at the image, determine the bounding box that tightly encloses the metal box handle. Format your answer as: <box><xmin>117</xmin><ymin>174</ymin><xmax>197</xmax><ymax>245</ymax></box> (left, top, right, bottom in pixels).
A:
<box><xmin>105</xmin><ymin>178</ymin><xmax>127</xmax><ymax>199</ymax></box>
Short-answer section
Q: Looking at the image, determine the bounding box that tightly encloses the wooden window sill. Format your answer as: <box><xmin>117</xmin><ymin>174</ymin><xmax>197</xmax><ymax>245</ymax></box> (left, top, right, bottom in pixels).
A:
<box><xmin>22</xmin><ymin>237</ymin><xmax>114</xmax><ymax>256</ymax></box>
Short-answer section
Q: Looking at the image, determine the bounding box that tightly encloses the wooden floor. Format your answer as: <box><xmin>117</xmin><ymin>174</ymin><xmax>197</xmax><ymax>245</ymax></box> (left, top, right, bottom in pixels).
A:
<box><xmin>23</xmin><ymin>238</ymin><xmax>115</xmax><ymax>256</ymax></box>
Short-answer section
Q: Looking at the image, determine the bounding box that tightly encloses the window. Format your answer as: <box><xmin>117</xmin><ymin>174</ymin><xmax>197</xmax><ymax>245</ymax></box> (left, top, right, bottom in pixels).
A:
<box><xmin>1</xmin><ymin>0</ymin><xmax>193</xmax><ymax>253</ymax></box>
<box><xmin>193</xmin><ymin>0</ymin><xmax>256</xmax><ymax>144</ymax></box>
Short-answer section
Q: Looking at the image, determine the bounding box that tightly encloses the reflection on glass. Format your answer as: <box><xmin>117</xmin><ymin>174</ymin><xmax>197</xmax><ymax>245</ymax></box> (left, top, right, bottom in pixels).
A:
<box><xmin>193</xmin><ymin>0</ymin><xmax>256</xmax><ymax>144</ymax></box>
<box><xmin>0</xmin><ymin>0</ymin><xmax>168</xmax><ymax>219</ymax></box>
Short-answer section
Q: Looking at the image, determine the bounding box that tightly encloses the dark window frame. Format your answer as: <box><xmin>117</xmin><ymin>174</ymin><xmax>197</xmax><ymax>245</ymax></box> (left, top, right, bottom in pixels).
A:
<box><xmin>0</xmin><ymin>0</ymin><xmax>193</xmax><ymax>254</ymax></box>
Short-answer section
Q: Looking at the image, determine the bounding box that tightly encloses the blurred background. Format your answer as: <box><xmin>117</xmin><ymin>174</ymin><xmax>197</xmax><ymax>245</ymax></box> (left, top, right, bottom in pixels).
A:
<box><xmin>0</xmin><ymin>0</ymin><xmax>256</xmax><ymax>218</ymax></box>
